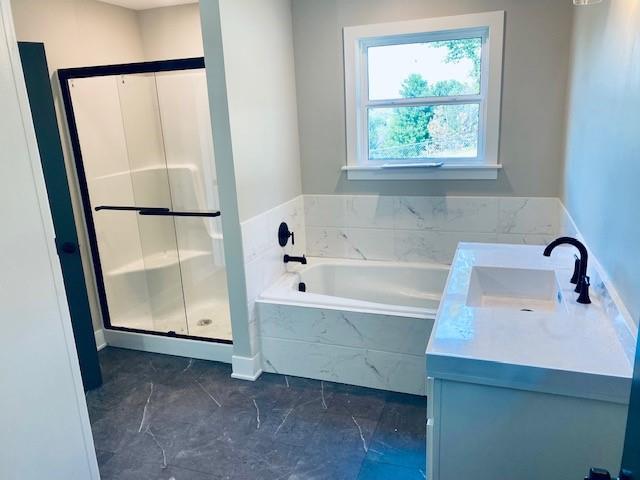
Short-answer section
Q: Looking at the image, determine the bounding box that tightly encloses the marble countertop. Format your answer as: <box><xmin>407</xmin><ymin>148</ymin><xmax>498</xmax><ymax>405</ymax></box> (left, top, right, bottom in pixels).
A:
<box><xmin>426</xmin><ymin>243</ymin><xmax>635</xmax><ymax>404</ymax></box>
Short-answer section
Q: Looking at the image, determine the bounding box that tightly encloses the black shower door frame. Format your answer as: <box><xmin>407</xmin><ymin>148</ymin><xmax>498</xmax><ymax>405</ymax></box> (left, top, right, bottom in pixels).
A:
<box><xmin>58</xmin><ymin>57</ymin><xmax>232</xmax><ymax>345</ymax></box>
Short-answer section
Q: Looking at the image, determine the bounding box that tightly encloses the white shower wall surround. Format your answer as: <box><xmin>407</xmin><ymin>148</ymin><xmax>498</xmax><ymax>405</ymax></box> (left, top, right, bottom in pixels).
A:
<box><xmin>73</xmin><ymin>70</ymin><xmax>231</xmax><ymax>340</ymax></box>
<box><xmin>304</xmin><ymin>195</ymin><xmax>566</xmax><ymax>264</ymax></box>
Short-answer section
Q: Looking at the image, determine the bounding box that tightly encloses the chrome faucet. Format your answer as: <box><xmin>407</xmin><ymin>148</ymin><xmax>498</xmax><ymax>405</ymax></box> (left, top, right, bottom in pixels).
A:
<box><xmin>543</xmin><ymin>237</ymin><xmax>591</xmax><ymax>304</ymax></box>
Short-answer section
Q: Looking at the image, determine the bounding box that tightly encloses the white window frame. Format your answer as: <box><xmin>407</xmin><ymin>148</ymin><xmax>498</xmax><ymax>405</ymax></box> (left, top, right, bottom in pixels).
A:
<box><xmin>343</xmin><ymin>11</ymin><xmax>505</xmax><ymax>180</ymax></box>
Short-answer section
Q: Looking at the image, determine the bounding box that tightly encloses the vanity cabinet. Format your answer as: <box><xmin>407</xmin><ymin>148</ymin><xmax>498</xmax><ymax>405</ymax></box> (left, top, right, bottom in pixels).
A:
<box><xmin>426</xmin><ymin>376</ymin><xmax>628</xmax><ymax>480</ymax></box>
<box><xmin>425</xmin><ymin>243</ymin><xmax>635</xmax><ymax>480</ymax></box>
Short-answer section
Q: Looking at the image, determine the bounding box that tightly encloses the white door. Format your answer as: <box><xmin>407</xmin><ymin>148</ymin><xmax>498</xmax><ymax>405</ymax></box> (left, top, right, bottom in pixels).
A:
<box><xmin>0</xmin><ymin>1</ymin><xmax>99</xmax><ymax>478</ymax></box>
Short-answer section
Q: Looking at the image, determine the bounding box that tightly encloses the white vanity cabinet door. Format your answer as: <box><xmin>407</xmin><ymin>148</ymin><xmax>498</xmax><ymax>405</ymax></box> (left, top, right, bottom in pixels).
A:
<box><xmin>426</xmin><ymin>376</ymin><xmax>441</xmax><ymax>480</ymax></box>
<box><xmin>428</xmin><ymin>378</ymin><xmax>627</xmax><ymax>480</ymax></box>
<box><xmin>427</xmin><ymin>418</ymin><xmax>434</xmax><ymax>479</ymax></box>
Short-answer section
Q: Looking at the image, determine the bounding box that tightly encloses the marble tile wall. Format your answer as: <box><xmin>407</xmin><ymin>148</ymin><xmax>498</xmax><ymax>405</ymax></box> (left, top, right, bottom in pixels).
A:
<box><xmin>260</xmin><ymin>304</ymin><xmax>431</xmax><ymax>355</ymax></box>
<box><xmin>304</xmin><ymin>195</ymin><xmax>564</xmax><ymax>265</ymax></box>
<box><xmin>239</xmin><ymin>194</ymin><xmax>564</xmax><ymax>376</ymax></box>
<box><xmin>258</xmin><ymin>302</ymin><xmax>432</xmax><ymax>395</ymax></box>
<box><xmin>261</xmin><ymin>337</ymin><xmax>427</xmax><ymax>396</ymax></box>
<box><xmin>240</xmin><ymin>196</ymin><xmax>306</xmax><ymax>352</ymax></box>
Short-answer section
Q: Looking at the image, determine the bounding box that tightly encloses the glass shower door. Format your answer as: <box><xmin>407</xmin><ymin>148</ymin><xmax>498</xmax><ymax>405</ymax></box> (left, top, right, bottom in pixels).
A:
<box><xmin>117</xmin><ymin>73</ymin><xmax>190</xmax><ymax>336</ymax></box>
<box><xmin>72</xmin><ymin>73</ymin><xmax>189</xmax><ymax>336</ymax></box>
<box><xmin>156</xmin><ymin>70</ymin><xmax>232</xmax><ymax>341</ymax></box>
<box><xmin>68</xmin><ymin>63</ymin><xmax>232</xmax><ymax>343</ymax></box>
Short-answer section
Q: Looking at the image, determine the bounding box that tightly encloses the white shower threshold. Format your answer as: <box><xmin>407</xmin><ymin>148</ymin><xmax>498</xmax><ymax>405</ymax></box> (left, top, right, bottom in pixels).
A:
<box><xmin>103</xmin><ymin>328</ymin><xmax>233</xmax><ymax>364</ymax></box>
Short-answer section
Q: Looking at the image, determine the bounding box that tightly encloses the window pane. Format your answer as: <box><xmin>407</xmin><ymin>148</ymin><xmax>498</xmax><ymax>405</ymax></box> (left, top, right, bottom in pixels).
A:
<box><xmin>368</xmin><ymin>103</ymin><xmax>480</xmax><ymax>160</ymax></box>
<box><xmin>367</xmin><ymin>38</ymin><xmax>482</xmax><ymax>101</ymax></box>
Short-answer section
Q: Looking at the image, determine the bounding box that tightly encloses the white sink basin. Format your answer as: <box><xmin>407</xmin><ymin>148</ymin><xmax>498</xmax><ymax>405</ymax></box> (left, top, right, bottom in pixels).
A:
<box><xmin>466</xmin><ymin>266</ymin><xmax>562</xmax><ymax>312</ymax></box>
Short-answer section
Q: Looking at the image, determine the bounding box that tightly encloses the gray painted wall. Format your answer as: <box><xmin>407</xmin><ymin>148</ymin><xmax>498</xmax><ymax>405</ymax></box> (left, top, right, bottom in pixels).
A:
<box><xmin>220</xmin><ymin>0</ymin><xmax>302</xmax><ymax>222</ymax></box>
<box><xmin>292</xmin><ymin>0</ymin><xmax>573</xmax><ymax>197</ymax></box>
<box><xmin>564</xmin><ymin>0</ymin><xmax>640</xmax><ymax>322</ymax></box>
<box><xmin>200</xmin><ymin>0</ymin><xmax>252</xmax><ymax>358</ymax></box>
<box><xmin>138</xmin><ymin>3</ymin><xmax>203</xmax><ymax>61</ymax></box>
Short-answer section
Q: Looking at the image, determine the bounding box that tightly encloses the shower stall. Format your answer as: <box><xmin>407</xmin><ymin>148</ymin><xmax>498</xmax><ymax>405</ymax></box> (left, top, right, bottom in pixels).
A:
<box><xmin>59</xmin><ymin>58</ymin><xmax>232</xmax><ymax>345</ymax></box>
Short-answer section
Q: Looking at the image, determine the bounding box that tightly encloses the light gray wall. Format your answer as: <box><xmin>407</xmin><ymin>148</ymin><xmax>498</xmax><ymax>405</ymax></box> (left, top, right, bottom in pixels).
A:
<box><xmin>200</xmin><ymin>0</ymin><xmax>252</xmax><ymax>358</ymax></box>
<box><xmin>138</xmin><ymin>3</ymin><xmax>203</xmax><ymax>60</ymax></box>
<box><xmin>292</xmin><ymin>0</ymin><xmax>573</xmax><ymax>197</ymax></box>
<box><xmin>563</xmin><ymin>0</ymin><xmax>640</xmax><ymax>322</ymax></box>
<box><xmin>220</xmin><ymin>0</ymin><xmax>302</xmax><ymax>222</ymax></box>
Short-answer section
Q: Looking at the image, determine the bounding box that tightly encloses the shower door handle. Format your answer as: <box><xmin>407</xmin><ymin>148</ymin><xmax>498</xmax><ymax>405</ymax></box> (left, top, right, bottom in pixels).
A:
<box><xmin>95</xmin><ymin>205</ymin><xmax>170</xmax><ymax>212</ymax></box>
<box><xmin>138</xmin><ymin>210</ymin><xmax>221</xmax><ymax>218</ymax></box>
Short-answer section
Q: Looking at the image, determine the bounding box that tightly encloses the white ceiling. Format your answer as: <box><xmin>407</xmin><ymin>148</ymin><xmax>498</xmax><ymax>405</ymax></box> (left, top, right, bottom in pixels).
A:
<box><xmin>97</xmin><ymin>0</ymin><xmax>197</xmax><ymax>11</ymax></box>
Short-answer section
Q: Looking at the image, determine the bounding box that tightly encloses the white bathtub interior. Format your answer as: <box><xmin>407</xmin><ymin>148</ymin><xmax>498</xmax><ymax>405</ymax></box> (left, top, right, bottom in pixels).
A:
<box><xmin>297</xmin><ymin>260</ymin><xmax>446</xmax><ymax>310</ymax></box>
<box><xmin>71</xmin><ymin>69</ymin><xmax>231</xmax><ymax>341</ymax></box>
<box><xmin>262</xmin><ymin>258</ymin><xmax>448</xmax><ymax>316</ymax></box>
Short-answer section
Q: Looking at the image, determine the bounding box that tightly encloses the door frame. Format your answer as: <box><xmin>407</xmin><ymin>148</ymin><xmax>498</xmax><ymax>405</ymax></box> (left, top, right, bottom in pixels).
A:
<box><xmin>58</xmin><ymin>57</ymin><xmax>232</xmax><ymax>345</ymax></box>
<box><xmin>19</xmin><ymin>41</ymin><xmax>103</xmax><ymax>391</ymax></box>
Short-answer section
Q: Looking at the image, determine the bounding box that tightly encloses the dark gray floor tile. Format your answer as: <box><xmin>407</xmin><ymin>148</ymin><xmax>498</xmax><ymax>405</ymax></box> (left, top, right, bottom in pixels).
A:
<box><xmin>87</xmin><ymin>348</ymin><xmax>427</xmax><ymax>480</ymax></box>
<box><xmin>88</xmin><ymin>406</ymin><xmax>109</xmax><ymax>425</ymax></box>
<box><xmin>288</xmin><ymin>453</ymin><xmax>366</xmax><ymax>480</ymax></box>
<box><xmin>366</xmin><ymin>435</ymin><xmax>425</xmax><ymax>470</ymax></box>
<box><xmin>90</xmin><ymin>405</ymin><xmax>144</xmax><ymax>453</ymax></box>
<box><xmin>95</xmin><ymin>449</ymin><xmax>114</xmax><ymax>468</ymax></box>
<box><xmin>357</xmin><ymin>459</ymin><xmax>426</xmax><ymax>480</ymax></box>
<box><xmin>381</xmin><ymin>393</ymin><xmax>427</xmax><ymax>434</ymax></box>
<box><xmin>322</xmin><ymin>382</ymin><xmax>388</xmax><ymax>421</ymax></box>
<box><xmin>86</xmin><ymin>371</ymin><xmax>151</xmax><ymax>412</ymax></box>
<box><xmin>170</xmin><ymin>434</ymin><xmax>299</xmax><ymax>479</ymax></box>
<box><xmin>100</xmin><ymin>453</ymin><xmax>215</xmax><ymax>480</ymax></box>
<box><xmin>366</xmin><ymin>393</ymin><xmax>426</xmax><ymax>468</ymax></box>
<box><xmin>114</xmin><ymin>419</ymin><xmax>193</xmax><ymax>470</ymax></box>
<box><xmin>264</xmin><ymin>403</ymin><xmax>327</xmax><ymax>448</ymax></box>
<box><xmin>304</xmin><ymin>413</ymin><xmax>376</xmax><ymax>461</ymax></box>
<box><xmin>143</xmin><ymin>381</ymin><xmax>224</xmax><ymax>427</ymax></box>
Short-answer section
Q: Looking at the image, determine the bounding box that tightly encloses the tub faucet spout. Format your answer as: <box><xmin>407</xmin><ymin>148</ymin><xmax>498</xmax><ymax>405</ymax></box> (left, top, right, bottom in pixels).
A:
<box><xmin>284</xmin><ymin>254</ymin><xmax>307</xmax><ymax>265</ymax></box>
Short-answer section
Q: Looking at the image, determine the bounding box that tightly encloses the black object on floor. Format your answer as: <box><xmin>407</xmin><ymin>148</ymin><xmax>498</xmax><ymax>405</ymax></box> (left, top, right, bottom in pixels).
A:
<box><xmin>87</xmin><ymin>347</ymin><xmax>428</xmax><ymax>480</ymax></box>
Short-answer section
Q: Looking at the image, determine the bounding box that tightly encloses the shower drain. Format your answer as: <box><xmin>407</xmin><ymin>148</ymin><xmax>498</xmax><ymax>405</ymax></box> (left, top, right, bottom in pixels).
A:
<box><xmin>197</xmin><ymin>318</ymin><xmax>213</xmax><ymax>327</ymax></box>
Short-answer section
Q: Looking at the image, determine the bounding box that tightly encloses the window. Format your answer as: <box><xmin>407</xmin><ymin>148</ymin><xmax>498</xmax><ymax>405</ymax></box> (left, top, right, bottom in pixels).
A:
<box><xmin>343</xmin><ymin>12</ymin><xmax>505</xmax><ymax>180</ymax></box>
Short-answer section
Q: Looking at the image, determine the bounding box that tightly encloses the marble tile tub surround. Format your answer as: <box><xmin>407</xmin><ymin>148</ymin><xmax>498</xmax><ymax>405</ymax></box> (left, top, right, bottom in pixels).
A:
<box><xmin>240</xmin><ymin>194</ymin><xmax>563</xmax><ymax>308</ymax></box>
<box><xmin>305</xmin><ymin>195</ymin><xmax>564</xmax><ymax>264</ymax></box>
<box><xmin>240</xmin><ymin>196</ymin><xmax>306</xmax><ymax>353</ymax></box>
<box><xmin>259</xmin><ymin>303</ymin><xmax>432</xmax><ymax>396</ymax></box>
<box><xmin>238</xmin><ymin>194</ymin><xmax>563</xmax><ymax>379</ymax></box>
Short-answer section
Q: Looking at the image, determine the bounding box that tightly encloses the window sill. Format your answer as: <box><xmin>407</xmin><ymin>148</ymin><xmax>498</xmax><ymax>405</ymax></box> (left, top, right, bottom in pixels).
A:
<box><xmin>341</xmin><ymin>163</ymin><xmax>502</xmax><ymax>180</ymax></box>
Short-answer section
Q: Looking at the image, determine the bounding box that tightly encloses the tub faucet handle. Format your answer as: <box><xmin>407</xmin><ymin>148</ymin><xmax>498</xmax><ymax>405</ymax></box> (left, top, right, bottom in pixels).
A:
<box><xmin>278</xmin><ymin>222</ymin><xmax>295</xmax><ymax>247</ymax></box>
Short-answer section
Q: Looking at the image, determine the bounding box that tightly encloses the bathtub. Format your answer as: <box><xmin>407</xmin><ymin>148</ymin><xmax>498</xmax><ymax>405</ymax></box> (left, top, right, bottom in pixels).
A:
<box><xmin>257</xmin><ymin>257</ymin><xmax>449</xmax><ymax>396</ymax></box>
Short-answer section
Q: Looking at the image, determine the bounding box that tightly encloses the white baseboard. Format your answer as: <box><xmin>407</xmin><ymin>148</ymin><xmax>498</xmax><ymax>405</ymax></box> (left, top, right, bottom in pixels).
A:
<box><xmin>94</xmin><ymin>329</ymin><xmax>107</xmax><ymax>351</ymax></box>
<box><xmin>103</xmin><ymin>329</ymin><xmax>233</xmax><ymax>363</ymax></box>
<box><xmin>231</xmin><ymin>353</ymin><xmax>263</xmax><ymax>381</ymax></box>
